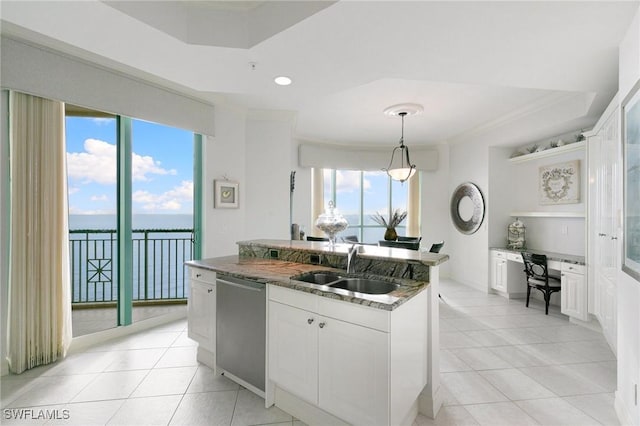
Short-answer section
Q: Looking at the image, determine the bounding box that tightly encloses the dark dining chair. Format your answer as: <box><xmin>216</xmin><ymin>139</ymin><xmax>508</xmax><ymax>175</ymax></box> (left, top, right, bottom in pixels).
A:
<box><xmin>342</xmin><ymin>235</ymin><xmax>359</xmax><ymax>243</ymax></box>
<box><xmin>521</xmin><ymin>252</ymin><xmax>561</xmax><ymax>315</ymax></box>
<box><xmin>306</xmin><ymin>236</ymin><xmax>329</xmax><ymax>242</ymax></box>
<box><xmin>397</xmin><ymin>236</ymin><xmax>422</xmax><ymax>243</ymax></box>
<box><xmin>378</xmin><ymin>240</ymin><xmax>420</xmax><ymax>250</ymax></box>
<box><xmin>429</xmin><ymin>241</ymin><xmax>445</xmax><ymax>253</ymax></box>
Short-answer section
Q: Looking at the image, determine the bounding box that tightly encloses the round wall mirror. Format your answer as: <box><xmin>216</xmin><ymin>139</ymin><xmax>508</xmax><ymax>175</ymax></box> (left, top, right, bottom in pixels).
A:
<box><xmin>450</xmin><ymin>182</ymin><xmax>485</xmax><ymax>235</ymax></box>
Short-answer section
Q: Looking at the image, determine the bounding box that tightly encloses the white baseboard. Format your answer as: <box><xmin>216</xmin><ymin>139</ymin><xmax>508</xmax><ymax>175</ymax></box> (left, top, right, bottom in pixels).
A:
<box><xmin>615</xmin><ymin>390</ymin><xmax>635</xmax><ymax>426</ymax></box>
<box><xmin>274</xmin><ymin>386</ymin><xmax>349</xmax><ymax>426</ymax></box>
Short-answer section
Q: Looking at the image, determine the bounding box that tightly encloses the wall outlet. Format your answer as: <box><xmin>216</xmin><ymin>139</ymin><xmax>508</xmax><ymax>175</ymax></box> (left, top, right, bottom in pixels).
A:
<box><xmin>309</xmin><ymin>254</ymin><xmax>321</xmax><ymax>265</ymax></box>
<box><xmin>269</xmin><ymin>249</ymin><xmax>279</xmax><ymax>259</ymax></box>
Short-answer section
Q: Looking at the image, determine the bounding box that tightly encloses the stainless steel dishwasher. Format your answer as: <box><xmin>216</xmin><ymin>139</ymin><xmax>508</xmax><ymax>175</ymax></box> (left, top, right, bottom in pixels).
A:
<box><xmin>216</xmin><ymin>275</ymin><xmax>266</xmax><ymax>393</ymax></box>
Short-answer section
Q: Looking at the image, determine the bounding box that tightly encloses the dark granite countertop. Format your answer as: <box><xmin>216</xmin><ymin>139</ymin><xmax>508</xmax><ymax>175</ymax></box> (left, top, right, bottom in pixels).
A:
<box><xmin>490</xmin><ymin>247</ymin><xmax>585</xmax><ymax>265</ymax></box>
<box><xmin>238</xmin><ymin>239</ymin><xmax>449</xmax><ymax>267</ymax></box>
<box><xmin>185</xmin><ymin>255</ymin><xmax>430</xmax><ymax>311</ymax></box>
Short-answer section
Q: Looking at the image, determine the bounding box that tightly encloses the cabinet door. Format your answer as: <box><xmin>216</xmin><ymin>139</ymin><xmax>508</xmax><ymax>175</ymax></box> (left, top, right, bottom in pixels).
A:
<box><xmin>491</xmin><ymin>257</ymin><xmax>507</xmax><ymax>292</ymax></box>
<box><xmin>268</xmin><ymin>301</ymin><xmax>318</xmax><ymax>404</ymax></box>
<box><xmin>561</xmin><ymin>271</ymin><xmax>587</xmax><ymax>321</ymax></box>
<box><xmin>188</xmin><ymin>280</ymin><xmax>216</xmax><ymax>351</ymax></box>
<box><xmin>318</xmin><ymin>317</ymin><xmax>389</xmax><ymax>426</ymax></box>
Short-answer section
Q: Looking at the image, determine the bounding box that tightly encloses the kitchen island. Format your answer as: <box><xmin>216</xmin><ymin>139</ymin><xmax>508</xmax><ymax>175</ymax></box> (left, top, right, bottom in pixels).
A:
<box><xmin>186</xmin><ymin>239</ymin><xmax>448</xmax><ymax>426</ymax></box>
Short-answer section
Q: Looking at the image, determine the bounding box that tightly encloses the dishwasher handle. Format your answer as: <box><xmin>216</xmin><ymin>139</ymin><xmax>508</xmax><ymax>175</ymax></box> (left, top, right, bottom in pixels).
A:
<box><xmin>216</xmin><ymin>276</ymin><xmax>265</xmax><ymax>292</ymax></box>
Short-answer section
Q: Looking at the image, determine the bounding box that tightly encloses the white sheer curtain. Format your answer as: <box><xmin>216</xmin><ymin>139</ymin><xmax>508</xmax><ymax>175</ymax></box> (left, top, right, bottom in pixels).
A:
<box><xmin>7</xmin><ymin>91</ymin><xmax>72</xmax><ymax>374</ymax></box>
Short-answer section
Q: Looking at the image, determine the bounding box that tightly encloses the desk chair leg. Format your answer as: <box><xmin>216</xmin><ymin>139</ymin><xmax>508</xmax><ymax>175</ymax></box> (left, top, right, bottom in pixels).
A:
<box><xmin>526</xmin><ymin>286</ymin><xmax>531</xmax><ymax>308</ymax></box>
<box><xmin>544</xmin><ymin>292</ymin><xmax>550</xmax><ymax>315</ymax></box>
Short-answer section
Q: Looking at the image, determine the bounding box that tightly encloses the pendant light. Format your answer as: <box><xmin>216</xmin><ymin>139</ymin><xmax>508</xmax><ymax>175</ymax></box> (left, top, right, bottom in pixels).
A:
<box><xmin>383</xmin><ymin>106</ymin><xmax>419</xmax><ymax>183</ymax></box>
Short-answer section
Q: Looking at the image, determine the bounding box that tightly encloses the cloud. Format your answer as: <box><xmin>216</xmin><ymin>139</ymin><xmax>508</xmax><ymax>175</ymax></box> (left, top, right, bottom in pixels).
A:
<box><xmin>68</xmin><ymin>187</ymin><xmax>80</xmax><ymax>195</ymax></box>
<box><xmin>90</xmin><ymin>194</ymin><xmax>108</xmax><ymax>202</ymax></box>
<box><xmin>90</xmin><ymin>118</ymin><xmax>114</xmax><ymax>126</ymax></box>
<box><xmin>335</xmin><ymin>171</ymin><xmax>371</xmax><ymax>193</ymax></box>
<box><xmin>133</xmin><ymin>180</ymin><xmax>193</xmax><ymax>212</ymax></box>
<box><xmin>67</xmin><ymin>139</ymin><xmax>177</xmax><ymax>185</ymax></box>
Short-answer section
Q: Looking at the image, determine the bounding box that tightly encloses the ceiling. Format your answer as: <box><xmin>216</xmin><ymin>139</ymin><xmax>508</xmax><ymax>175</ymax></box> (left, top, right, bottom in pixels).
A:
<box><xmin>1</xmin><ymin>1</ymin><xmax>638</xmax><ymax>148</ymax></box>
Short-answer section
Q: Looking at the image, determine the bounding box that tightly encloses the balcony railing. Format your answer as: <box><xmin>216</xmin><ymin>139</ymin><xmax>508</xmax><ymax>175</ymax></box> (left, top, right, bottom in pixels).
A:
<box><xmin>69</xmin><ymin>229</ymin><xmax>194</xmax><ymax>304</ymax></box>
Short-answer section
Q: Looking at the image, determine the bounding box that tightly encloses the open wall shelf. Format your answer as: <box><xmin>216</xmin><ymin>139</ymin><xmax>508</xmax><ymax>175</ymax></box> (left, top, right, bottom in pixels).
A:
<box><xmin>508</xmin><ymin>141</ymin><xmax>586</xmax><ymax>163</ymax></box>
<box><xmin>509</xmin><ymin>211</ymin><xmax>585</xmax><ymax>218</ymax></box>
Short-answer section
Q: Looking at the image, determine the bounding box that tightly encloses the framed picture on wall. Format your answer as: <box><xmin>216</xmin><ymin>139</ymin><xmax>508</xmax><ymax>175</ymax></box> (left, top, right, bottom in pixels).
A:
<box><xmin>214</xmin><ymin>180</ymin><xmax>239</xmax><ymax>209</ymax></box>
<box><xmin>538</xmin><ymin>160</ymin><xmax>580</xmax><ymax>205</ymax></box>
<box><xmin>622</xmin><ymin>78</ymin><xmax>640</xmax><ymax>282</ymax></box>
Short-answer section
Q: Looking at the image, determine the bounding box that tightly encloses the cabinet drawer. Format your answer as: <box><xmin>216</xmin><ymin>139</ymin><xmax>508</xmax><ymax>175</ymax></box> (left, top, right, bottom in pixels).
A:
<box><xmin>506</xmin><ymin>253</ymin><xmax>523</xmax><ymax>262</ymax></box>
<box><xmin>190</xmin><ymin>267</ymin><xmax>217</xmax><ymax>283</ymax></box>
<box><xmin>561</xmin><ymin>263</ymin><xmax>585</xmax><ymax>274</ymax></box>
<box><xmin>318</xmin><ymin>297</ymin><xmax>389</xmax><ymax>332</ymax></box>
<box><xmin>492</xmin><ymin>250</ymin><xmax>506</xmax><ymax>259</ymax></box>
<box><xmin>269</xmin><ymin>284</ymin><xmax>318</xmax><ymax>312</ymax></box>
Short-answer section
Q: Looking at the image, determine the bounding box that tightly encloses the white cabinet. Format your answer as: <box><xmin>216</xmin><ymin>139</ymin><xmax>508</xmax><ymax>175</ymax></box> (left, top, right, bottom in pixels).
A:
<box><xmin>560</xmin><ymin>263</ymin><xmax>587</xmax><ymax>321</ymax></box>
<box><xmin>491</xmin><ymin>251</ymin><xmax>507</xmax><ymax>292</ymax></box>
<box><xmin>318</xmin><ymin>313</ymin><xmax>389</xmax><ymax>425</ymax></box>
<box><xmin>268</xmin><ymin>301</ymin><xmax>318</xmax><ymax>404</ymax></box>
<box><xmin>187</xmin><ymin>267</ymin><xmax>216</xmax><ymax>361</ymax></box>
<box><xmin>268</xmin><ymin>284</ymin><xmax>425</xmax><ymax>426</ymax></box>
<box><xmin>268</xmin><ymin>297</ymin><xmax>389</xmax><ymax>426</ymax></box>
<box><xmin>490</xmin><ymin>250</ymin><xmax>527</xmax><ymax>298</ymax></box>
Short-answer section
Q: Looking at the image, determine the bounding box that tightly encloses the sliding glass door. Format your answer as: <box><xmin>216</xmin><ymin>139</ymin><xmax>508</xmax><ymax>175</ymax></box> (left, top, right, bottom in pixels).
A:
<box><xmin>66</xmin><ymin>106</ymin><xmax>199</xmax><ymax>336</ymax></box>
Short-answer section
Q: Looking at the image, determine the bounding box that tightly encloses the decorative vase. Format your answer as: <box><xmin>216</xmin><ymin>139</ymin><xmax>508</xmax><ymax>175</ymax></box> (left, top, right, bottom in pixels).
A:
<box><xmin>315</xmin><ymin>201</ymin><xmax>349</xmax><ymax>248</ymax></box>
<box><xmin>507</xmin><ymin>217</ymin><xmax>526</xmax><ymax>249</ymax></box>
<box><xmin>384</xmin><ymin>227</ymin><xmax>397</xmax><ymax>241</ymax></box>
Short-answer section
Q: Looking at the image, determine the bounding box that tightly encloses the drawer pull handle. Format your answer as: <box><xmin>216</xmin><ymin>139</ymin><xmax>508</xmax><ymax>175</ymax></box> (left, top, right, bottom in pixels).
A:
<box><xmin>319</xmin><ymin>322</ymin><xmax>326</xmax><ymax>329</ymax></box>
<box><xmin>611</xmin><ymin>236</ymin><xmax>618</xmax><ymax>240</ymax></box>
<box><xmin>207</xmin><ymin>288</ymin><xmax>213</xmax><ymax>293</ymax></box>
<box><xmin>307</xmin><ymin>318</ymin><xmax>314</xmax><ymax>325</ymax></box>
<box><xmin>196</xmin><ymin>274</ymin><xmax>202</xmax><ymax>278</ymax></box>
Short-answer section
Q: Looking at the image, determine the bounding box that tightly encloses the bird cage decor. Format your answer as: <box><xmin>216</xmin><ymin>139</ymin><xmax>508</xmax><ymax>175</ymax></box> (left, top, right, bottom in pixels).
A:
<box><xmin>507</xmin><ymin>218</ymin><xmax>526</xmax><ymax>249</ymax></box>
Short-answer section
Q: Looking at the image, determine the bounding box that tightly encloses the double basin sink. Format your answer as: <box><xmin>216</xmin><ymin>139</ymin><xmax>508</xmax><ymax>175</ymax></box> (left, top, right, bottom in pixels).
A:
<box><xmin>290</xmin><ymin>271</ymin><xmax>399</xmax><ymax>295</ymax></box>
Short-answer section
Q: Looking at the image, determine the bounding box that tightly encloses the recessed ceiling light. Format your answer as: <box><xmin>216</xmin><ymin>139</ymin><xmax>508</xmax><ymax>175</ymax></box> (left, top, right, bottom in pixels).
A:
<box><xmin>274</xmin><ymin>76</ymin><xmax>292</xmax><ymax>86</ymax></box>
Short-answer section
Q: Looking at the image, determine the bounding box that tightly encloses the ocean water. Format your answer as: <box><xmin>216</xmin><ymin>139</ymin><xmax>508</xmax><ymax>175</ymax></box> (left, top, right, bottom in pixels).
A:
<box><xmin>69</xmin><ymin>214</ymin><xmax>194</xmax><ymax>230</ymax></box>
<box><xmin>69</xmin><ymin>214</ymin><xmax>194</xmax><ymax>303</ymax></box>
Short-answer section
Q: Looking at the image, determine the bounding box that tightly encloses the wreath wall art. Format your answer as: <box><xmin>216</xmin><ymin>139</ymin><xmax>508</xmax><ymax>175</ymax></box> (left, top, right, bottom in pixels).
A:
<box><xmin>539</xmin><ymin>160</ymin><xmax>580</xmax><ymax>205</ymax></box>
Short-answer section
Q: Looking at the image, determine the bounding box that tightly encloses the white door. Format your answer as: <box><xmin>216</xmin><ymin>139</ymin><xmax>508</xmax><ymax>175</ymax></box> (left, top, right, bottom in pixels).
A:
<box><xmin>318</xmin><ymin>317</ymin><xmax>389</xmax><ymax>426</ymax></box>
<box><xmin>592</xmin><ymin>109</ymin><xmax>620</xmax><ymax>352</ymax></box>
<box><xmin>268</xmin><ymin>301</ymin><xmax>318</xmax><ymax>404</ymax></box>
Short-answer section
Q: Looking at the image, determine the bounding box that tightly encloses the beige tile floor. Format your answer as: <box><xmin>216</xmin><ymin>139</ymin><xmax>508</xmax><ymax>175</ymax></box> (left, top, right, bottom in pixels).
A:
<box><xmin>72</xmin><ymin>304</ymin><xmax>187</xmax><ymax>337</ymax></box>
<box><xmin>1</xmin><ymin>278</ymin><xmax>619</xmax><ymax>426</ymax></box>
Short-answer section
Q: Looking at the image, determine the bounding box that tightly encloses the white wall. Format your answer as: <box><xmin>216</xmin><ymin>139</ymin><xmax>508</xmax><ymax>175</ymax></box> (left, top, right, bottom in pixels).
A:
<box><xmin>244</xmin><ymin>111</ymin><xmax>296</xmax><ymax>240</ymax></box>
<box><xmin>616</xmin><ymin>6</ymin><xmax>640</xmax><ymax>425</ymax></box>
<box><xmin>201</xmin><ymin>109</ymin><xmax>299</xmax><ymax>257</ymax></box>
<box><xmin>202</xmin><ymin>106</ymin><xmax>247</xmax><ymax>258</ymax></box>
<box><xmin>448</xmin><ymin>141</ymin><xmax>489</xmax><ymax>290</ymax></box>
<box><xmin>420</xmin><ymin>144</ymin><xmax>451</xmax><ymax>277</ymax></box>
<box><xmin>506</xmin><ymin>149</ymin><xmax>587</xmax><ymax>256</ymax></box>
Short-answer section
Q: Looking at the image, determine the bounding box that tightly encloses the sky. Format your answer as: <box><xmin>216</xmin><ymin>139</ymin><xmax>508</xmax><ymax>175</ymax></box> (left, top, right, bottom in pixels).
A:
<box><xmin>324</xmin><ymin>170</ymin><xmax>408</xmax><ymax>226</ymax></box>
<box><xmin>66</xmin><ymin>117</ymin><xmax>194</xmax><ymax>215</ymax></box>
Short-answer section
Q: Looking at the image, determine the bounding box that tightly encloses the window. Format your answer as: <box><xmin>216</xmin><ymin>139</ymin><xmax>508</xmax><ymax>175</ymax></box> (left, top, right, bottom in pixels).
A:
<box><xmin>322</xmin><ymin>169</ymin><xmax>410</xmax><ymax>244</ymax></box>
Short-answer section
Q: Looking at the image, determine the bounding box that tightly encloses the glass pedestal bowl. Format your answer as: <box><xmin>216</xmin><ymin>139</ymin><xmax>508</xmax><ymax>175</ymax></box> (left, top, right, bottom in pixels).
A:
<box><xmin>314</xmin><ymin>201</ymin><xmax>348</xmax><ymax>248</ymax></box>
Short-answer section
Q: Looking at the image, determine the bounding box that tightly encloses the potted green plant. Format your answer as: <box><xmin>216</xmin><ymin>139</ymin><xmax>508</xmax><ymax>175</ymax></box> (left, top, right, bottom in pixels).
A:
<box><xmin>371</xmin><ymin>209</ymin><xmax>407</xmax><ymax>241</ymax></box>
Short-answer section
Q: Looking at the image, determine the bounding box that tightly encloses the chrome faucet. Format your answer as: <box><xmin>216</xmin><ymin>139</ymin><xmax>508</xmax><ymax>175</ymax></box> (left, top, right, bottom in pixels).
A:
<box><xmin>347</xmin><ymin>243</ymin><xmax>359</xmax><ymax>273</ymax></box>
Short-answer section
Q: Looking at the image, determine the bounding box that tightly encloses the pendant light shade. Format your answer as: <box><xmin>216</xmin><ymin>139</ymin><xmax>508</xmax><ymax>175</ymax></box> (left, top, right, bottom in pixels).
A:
<box><xmin>384</xmin><ymin>111</ymin><xmax>416</xmax><ymax>183</ymax></box>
